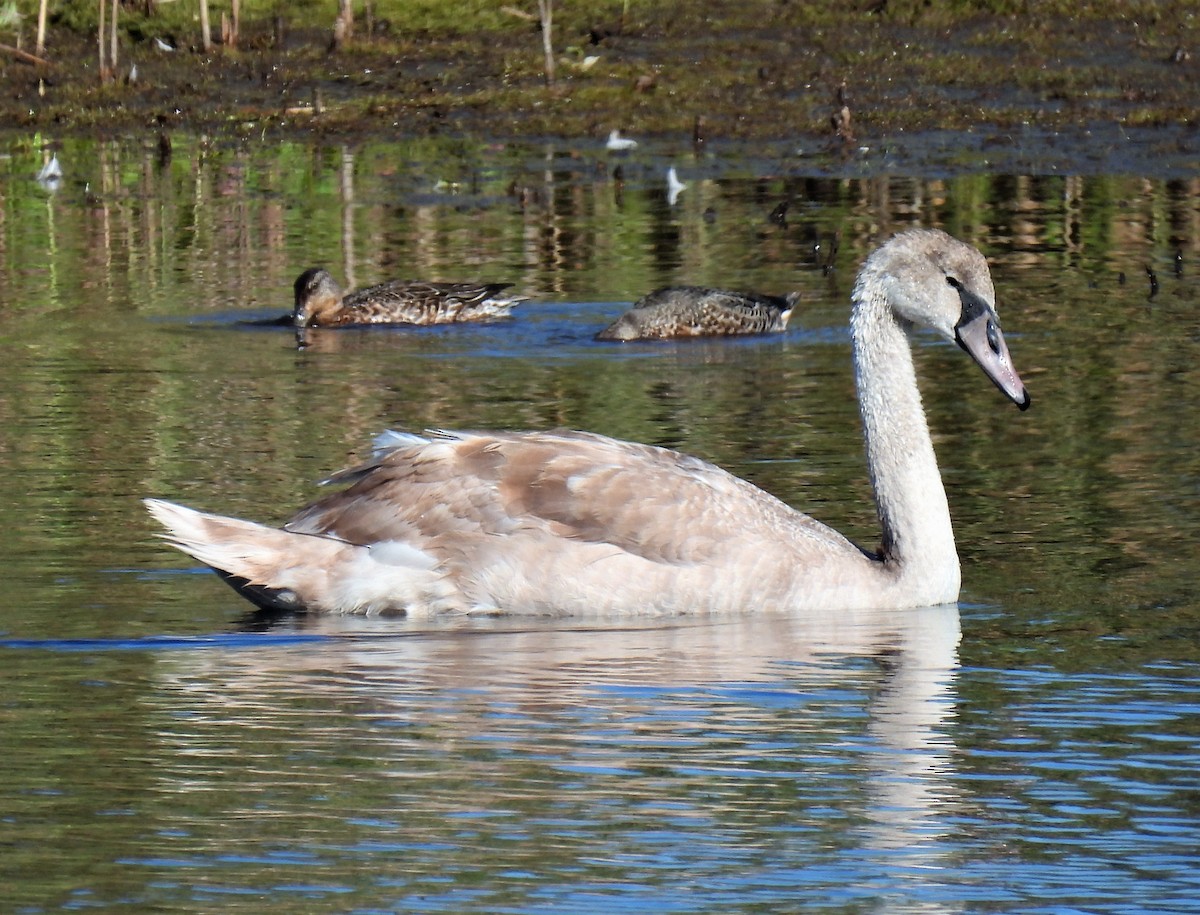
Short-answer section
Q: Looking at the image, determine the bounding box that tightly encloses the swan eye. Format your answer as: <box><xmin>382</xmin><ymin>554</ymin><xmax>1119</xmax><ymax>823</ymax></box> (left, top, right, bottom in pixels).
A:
<box><xmin>986</xmin><ymin>320</ymin><xmax>1002</xmax><ymax>354</ymax></box>
<box><xmin>946</xmin><ymin>276</ymin><xmax>961</xmax><ymax>290</ymax></box>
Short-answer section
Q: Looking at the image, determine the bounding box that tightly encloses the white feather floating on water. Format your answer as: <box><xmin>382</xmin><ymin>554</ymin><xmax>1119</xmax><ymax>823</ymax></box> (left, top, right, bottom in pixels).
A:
<box><xmin>606</xmin><ymin>130</ymin><xmax>638</xmax><ymax>151</ymax></box>
<box><xmin>666</xmin><ymin>167</ymin><xmax>687</xmax><ymax>205</ymax></box>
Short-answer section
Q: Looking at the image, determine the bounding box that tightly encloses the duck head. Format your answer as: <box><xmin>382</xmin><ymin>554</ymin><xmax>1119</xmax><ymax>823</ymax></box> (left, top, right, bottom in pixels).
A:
<box><xmin>293</xmin><ymin>268</ymin><xmax>344</xmax><ymax>327</ymax></box>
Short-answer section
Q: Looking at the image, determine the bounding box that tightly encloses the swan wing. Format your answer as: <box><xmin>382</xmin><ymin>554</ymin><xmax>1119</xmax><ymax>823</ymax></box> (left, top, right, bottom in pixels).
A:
<box><xmin>283</xmin><ymin>430</ymin><xmax>867</xmax><ymax>612</ymax></box>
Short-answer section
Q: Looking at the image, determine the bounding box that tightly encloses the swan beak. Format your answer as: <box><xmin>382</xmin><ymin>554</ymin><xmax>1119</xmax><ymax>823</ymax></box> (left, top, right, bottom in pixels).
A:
<box><xmin>954</xmin><ymin>296</ymin><xmax>1031</xmax><ymax>411</ymax></box>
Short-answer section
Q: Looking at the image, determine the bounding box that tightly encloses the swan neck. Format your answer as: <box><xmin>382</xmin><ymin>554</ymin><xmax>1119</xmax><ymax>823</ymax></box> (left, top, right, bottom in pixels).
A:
<box><xmin>851</xmin><ymin>282</ymin><xmax>959</xmax><ymax>601</ymax></box>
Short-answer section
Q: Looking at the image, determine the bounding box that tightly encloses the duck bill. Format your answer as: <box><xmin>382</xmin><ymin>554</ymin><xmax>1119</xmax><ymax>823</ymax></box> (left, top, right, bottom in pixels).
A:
<box><xmin>954</xmin><ymin>302</ymin><xmax>1031</xmax><ymax>411</ymax></box>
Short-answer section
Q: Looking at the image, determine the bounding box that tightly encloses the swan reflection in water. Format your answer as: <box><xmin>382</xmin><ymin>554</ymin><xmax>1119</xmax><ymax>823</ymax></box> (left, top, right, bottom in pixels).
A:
<box><xmin>148</xmin><ymin>606</ymin><xmax>963</xmax><ymax>901</ymax></box>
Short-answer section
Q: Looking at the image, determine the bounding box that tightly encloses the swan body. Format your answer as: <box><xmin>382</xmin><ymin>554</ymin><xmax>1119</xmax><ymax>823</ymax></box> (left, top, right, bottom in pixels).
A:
<box><xmin>292</xmin><ymin>268</ymin><xmax>526</xmax><ymax>328</ymax></box>
<box><xmin>147</xmin><ymin>228</ymin><xmax>1029</xmax><ymax>617</ymax></box>
<box><xmin>596</xmin><ymin>286</ymin><xmax>798</xmax><ymax>341</ymax></box>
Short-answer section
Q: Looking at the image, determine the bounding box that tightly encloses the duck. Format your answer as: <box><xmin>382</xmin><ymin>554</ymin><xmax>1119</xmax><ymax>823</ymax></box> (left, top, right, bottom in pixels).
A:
<box><xmin>292</xmin><ymin>268</ymin><xmax>527</xmax><ymax>328</ymax></box>
<box><xmin>596</xmin><ymin>285</ymin><xmax>798</xmax><ymax>341</ymax></box>
<box><xmin>145</xmin><ymin>228</ymin><xmax>1029</xmax><ymax>617</ymax></box>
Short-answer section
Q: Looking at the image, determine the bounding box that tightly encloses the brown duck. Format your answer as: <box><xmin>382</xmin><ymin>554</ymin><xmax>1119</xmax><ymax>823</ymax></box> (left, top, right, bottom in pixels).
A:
<box><xmin>293</xmin><ymin>268</ymin><xmax>527</xmax><ymax>327</ymax></box>
<box><xmin>596</xmin><ymin>286</ymin><xmax>799</xmax><ymax>341</ymax></box>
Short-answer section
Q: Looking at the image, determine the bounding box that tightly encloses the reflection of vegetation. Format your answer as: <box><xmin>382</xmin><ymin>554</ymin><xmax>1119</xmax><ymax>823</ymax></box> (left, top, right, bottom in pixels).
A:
<box><xmin>0</xmin><ymin>0</ymin><xmax>19</xmax><ymax>33</ymax></box>
<box><xmin>0</xmin><ymin>134</ymin><xmax>1197</xmax><ymax>638</ymax></box>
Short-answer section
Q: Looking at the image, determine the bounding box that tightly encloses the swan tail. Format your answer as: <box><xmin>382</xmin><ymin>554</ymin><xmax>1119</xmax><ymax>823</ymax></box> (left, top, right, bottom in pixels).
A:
<box><xmin>144</xmin><ymin>498</ymin><xmax>458</xmax><ymax>615</ymax></box>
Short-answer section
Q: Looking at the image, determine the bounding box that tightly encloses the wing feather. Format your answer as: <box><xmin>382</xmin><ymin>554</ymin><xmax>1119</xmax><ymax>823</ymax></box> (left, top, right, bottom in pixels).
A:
<box><xmin>288</xmin><ymin>430</ymin><xmax>861</xmax><ymax>569</ymax></box>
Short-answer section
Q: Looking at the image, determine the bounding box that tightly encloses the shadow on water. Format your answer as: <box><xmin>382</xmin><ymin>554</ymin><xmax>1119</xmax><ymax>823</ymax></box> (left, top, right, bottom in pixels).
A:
<box><xmin>0</xmin><ymin>602</ymin><xmax>960</xmax><ymax>673</ymax></box>
<box><xmin>0</xmin><ymin>631</ymin><xmax>331</xmax><ymax>652</ymax></box>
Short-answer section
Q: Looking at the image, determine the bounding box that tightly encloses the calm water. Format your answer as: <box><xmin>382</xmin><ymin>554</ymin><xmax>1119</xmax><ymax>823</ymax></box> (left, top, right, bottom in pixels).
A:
<box><xmin>1</xmin><ymin>132</ymin><xmax>1198</xmax><ymax>912</ymax></box>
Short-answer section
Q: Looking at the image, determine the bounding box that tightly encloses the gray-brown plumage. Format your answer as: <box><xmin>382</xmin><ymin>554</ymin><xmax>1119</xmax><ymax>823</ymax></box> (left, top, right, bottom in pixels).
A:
<box><xmin>292</xmin><ymin>267</ymin><xmax>527</xmax><ymax>327</ymax></box>
<box><xmin>596</xmin><ymin>286</ymin><xmax>798</xmax><ymax>341</ymax></box>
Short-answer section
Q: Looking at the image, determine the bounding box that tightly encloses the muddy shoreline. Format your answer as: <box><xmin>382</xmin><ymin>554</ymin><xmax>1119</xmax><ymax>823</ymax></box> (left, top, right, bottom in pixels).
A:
<box><xmin>3</xmin><ymin>5</ymin><xmax>1198</xmax><ymax>167</ymax></box>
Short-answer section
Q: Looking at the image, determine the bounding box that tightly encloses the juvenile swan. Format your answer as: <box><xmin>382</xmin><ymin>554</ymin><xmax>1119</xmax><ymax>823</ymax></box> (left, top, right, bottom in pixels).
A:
<box><xmin>146</xmin><ymin>229</ymin><xmax>1029</xmax><ymax>616</ymax></box>
<box><xmin>292</xmin><ymin>268</ymin><xmax>526</xmax><ymax>327</ymax></box>
<box><xmin>596</xmin><ymin>286</ymin><xmax>798</xmax><ymax>341</ymax></box>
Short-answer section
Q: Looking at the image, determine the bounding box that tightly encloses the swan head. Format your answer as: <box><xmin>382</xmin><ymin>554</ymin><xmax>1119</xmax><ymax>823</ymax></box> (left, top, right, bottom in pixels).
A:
<box><xmin>949</xmin><ymin>275</ymin><xmax>1030</xmax><ymax>410</ymax></box>
<box><xmin>861</xmin><ymin>228</ymin><xmax>1030</xmax><ymax>411</ymax></box>
<box><xmin>293</xmin><ymin>267</ymin><xmax>344</xmax><ymax>327</ymax></box>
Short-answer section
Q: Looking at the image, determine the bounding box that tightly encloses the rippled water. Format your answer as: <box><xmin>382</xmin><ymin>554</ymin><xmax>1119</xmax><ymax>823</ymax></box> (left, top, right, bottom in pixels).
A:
<box><xmin>1</xmin><ymin>133</ymin><xmax>1198</xmax><ymax>912</ymax></box>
